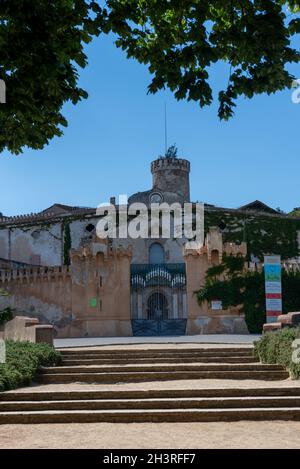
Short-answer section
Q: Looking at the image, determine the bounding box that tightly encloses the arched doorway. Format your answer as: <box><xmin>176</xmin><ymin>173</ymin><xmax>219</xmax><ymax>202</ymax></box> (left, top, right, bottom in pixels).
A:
<box><xmin>130</xmin><ymin>264</ymin><xmax>187</xmax><ymax>336</ymax></box>
<box><xmin>147</xmin><ymin>292</ymin><xmax>169</xmax><ymax>320</ymax></box>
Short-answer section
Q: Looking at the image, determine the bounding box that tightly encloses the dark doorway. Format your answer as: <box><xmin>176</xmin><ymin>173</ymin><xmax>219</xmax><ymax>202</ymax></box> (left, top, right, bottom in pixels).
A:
<box><xmin>147</xmin><ymin>292</ymin><xmax>168</xmax><ymax>320</ymax></box>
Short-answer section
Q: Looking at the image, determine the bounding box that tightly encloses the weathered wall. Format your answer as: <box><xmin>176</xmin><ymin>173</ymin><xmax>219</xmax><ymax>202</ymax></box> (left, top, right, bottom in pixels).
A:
<box><xmin>0</xmin><ymin>216</ymin><xmax>101</xmax><ymax>266</ymax></box>
<box><xmin>0</xmin><ymin>223</ymin><xmax>62</xmax><ymax>265</ymax></box>
<box><xmin>184</xmin><ymin>227</ymin><xmax>249</xmax><ymax>335</ymax></box>
<box><xmin>113</xmin><ymin>237</ymin><xmax>185</xmax><ymax>264</ymax></box>
<box><xmin>151</xmin><ymin>157</ymin><xmax>191</xmax><ymax>203</ymax></box>
<box><xmin>0</xmin><ymin>241</ymin><xmax>132</xmax><ymax>338</ymax></box>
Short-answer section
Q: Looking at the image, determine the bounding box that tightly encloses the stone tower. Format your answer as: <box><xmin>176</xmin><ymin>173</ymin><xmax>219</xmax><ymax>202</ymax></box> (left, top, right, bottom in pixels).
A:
<box><xmin>151</xmin><ymin>157</ymin><xmax>191</xmax><ymax>203</ymax></box>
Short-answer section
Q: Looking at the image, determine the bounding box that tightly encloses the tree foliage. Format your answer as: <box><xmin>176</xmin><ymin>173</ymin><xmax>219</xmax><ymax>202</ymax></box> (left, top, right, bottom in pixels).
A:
<box><xmin>0</xmin><ymin>0</ymin><xmax>102</xmax><ymax>154</ymax></box>
<box><xmin>0</xmin><ymin>288</ymin><xmax>13</xmax><ymax>325</ymax></box>
<box><xmin>197</xmin><ymin>254</ymin><xmax>300</xmax><ymax>333</ymax></box>
<box><xmin>1</xmin><ymin>1</ymin><xmax>300</xmax><ymax>154</ymax></box>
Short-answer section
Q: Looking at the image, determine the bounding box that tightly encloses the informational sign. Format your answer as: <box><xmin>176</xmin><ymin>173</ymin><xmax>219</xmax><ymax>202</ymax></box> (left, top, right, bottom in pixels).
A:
<box><xmin>0</xmin><ymin>340</ymin><xmax>5</xmax><ymax>364</ymax></box>
<box><xmin>211</xmin><ymin>300</ymin><xmax>223</xmax><ymax>311</ymax></box>
<box><xmin>264</xmin><ymin>255</ymin><xmax>282</xmax><ymax>323</ymax></box>
<box><xmin>89</xmin><ymin>298</ymin><xmax>97</xmax><ymax>308</ymax></box>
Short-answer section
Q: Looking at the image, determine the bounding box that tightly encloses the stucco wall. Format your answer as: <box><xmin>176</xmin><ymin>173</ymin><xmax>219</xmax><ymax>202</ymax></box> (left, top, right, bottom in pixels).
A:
<box><xmin>0</xmin><ymin>216</ymin><xmax>101</xmax><ymax>266</ymax></box>
<box><xmin>0</xmin><ymin>223</ymin><xmax>62</xmax><ymax>265</ymax></box>
<box><xmin>0</xmin><ymin>242</ymin><xmax>132</xmax><ymax>338</ymax></box>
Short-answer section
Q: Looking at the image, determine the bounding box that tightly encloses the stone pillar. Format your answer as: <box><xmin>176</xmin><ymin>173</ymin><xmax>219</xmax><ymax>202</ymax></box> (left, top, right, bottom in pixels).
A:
<box><xmin>184</xmin><ymin>247</ymin><xmax>209</xmax><ymax>334</ymax></box>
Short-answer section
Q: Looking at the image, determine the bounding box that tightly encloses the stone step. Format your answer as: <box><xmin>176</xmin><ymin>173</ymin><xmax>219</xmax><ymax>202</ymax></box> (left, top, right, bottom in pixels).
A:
<box><xmin>3</xmin><ymin>387</ymin><xmax>300</xmax><ymax>402</ymax></box>
<box><xmin>40</xmin><ymin>363</ymin><xmax>283</xmax><ymax>374</ymax></box>
<box><xmin>62</xmin><ymin>356</ymin><xmax>258</xmax><ymax>365</ymax></box>
<box><xmin>2</xmin><ymin>396</ymin><xmax>300</xmax><ymax>412</ymax></box>
<box><xmin>1</xmin><ymin>407</ymin><xmax>300</xmax><ymax>424</ymax></box>
<box><xmin>58</xmin><ymin>348</ymin><xmax>254</xmax><ymax>358</ymax></box>
<box><xmin>39</xmin><ymin>369</ymin><xmax>289</xmax><ymax>384</ymax></box>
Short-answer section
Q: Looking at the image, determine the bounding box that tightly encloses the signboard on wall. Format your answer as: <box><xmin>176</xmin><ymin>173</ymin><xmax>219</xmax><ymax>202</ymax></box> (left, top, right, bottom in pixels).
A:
<box><xmin>89</xmin><ymin>298</ymin><xmax>97</xmax><ymax>308</ymax></box>
<box><xmin>211</xmin><ymin>300</ymin><xmax>223</xmax><ymax>311</ymax></box>
<box><xmin>264</xmin><ymin>255</ymin><xmax>282</xmax><ymax>323</ymax></box>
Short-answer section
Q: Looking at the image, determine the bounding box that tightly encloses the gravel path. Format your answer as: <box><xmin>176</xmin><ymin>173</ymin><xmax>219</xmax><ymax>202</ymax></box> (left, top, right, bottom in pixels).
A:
<box><xmin>0</xmin><ymin>421</ymin><xmax>299</xmax><ymax>449</ymax></box>
<box><xmin>55</xmin><ymin>335</ymin><xmax>260</xmax><ymax>349</ymax></box>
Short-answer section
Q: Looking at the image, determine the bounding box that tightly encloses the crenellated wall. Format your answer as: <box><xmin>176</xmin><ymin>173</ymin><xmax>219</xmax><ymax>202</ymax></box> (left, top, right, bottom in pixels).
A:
<box><xmin>151</xmin><ymin>157</ymin><xmax>191</xmax><ymax>203</ymax></box>
<box><xmin>184</xmin><ymin>227</ymin><xmax>249</xmax><ymax>334</ymax></box>
<box><xmin>0</xmin><ymin>240</ymin><xmax>132</xmax><ymax>338</ymax></box>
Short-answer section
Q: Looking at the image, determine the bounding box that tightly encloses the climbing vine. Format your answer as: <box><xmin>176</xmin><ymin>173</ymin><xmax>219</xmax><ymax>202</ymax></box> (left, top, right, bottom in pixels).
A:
<box><xmin>197</xmin><ymin>255</ymin><xmax>300</xmax><ymax>333</ymax></box>
<box><xmin>205</xmin><ymin>209</ymin><xmax>300</xmax><ymax>261</ymax></box>
<box><xmin>0</xmin><ymin>289</ymin><xmax>13</xmax><ymax>325</ymax></box>
<box><xmin>63</xmin><ymin>223</ymin><xmax>71</xmax><ymax>266</ymax></box>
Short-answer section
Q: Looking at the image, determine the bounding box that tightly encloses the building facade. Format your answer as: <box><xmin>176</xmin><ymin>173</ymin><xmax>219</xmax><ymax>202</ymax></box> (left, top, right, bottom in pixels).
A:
<box><xmin>1</xmin><ymin>155</ymin><xmax>300</xmax><ymax>337</ymax></box>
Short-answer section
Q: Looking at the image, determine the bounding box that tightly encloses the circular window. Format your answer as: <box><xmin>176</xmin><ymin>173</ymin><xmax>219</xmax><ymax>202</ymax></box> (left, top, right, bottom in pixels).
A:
<box><xmin>150</xmin><ymin>192</ymin><xmax>163</xmax><ymax>204</ymax></box>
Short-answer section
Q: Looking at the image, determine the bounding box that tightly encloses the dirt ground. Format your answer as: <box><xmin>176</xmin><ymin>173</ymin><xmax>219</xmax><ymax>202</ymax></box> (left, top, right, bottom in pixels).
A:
<box><xmin>0</xmin><ymin>421</ymin><xmax>299</xmax><ymax>449</ymax></box>
<box><xmin>7</xmin><ymin>378</ymin><xmax>300</xmax><ymax>394</ymax></box>
<box><xmin>1</xmin><ymin>343</ymin><xmax>298</xmax><ymax>449</ymax></box>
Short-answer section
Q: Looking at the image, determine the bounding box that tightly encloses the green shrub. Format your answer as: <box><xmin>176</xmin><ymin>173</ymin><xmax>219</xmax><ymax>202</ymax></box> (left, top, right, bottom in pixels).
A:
<box><xmin>254</xmin><ymin>327</ymin><xmax>300</xmax><ymax>379</ymax></box>
<box><xmin>0</xmin><ymin>340</ymin><xmax>62</xmax><ymax>391</ymax></box>
<box><xmin>197</xmin><ymin>255</ymin><xmax>300</xmax><ymax>333</ymax></box>
<box><xmin>0</xmin><ymin>289</ymin><xmax>14</xmax><ymax>326</ymax></box>
<box><xmin>0</xmin><ymin>307</ymin><xmax>14</xmax><ymax>325</ymax></box>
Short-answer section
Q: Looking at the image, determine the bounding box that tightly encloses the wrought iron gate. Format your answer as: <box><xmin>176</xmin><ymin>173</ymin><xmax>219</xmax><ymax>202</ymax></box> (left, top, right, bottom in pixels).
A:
<box><xmin>130</xmin><ymin>263</ymin><xmax>187</xmax><ymax>336</ymax></box>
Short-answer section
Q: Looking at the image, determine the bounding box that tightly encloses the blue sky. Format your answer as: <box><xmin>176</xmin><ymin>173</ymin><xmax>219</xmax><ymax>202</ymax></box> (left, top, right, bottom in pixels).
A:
<box><xmin>1</xmin><ymin>33</ymin><xmax>300</xmax><ymax>216</ymax></box>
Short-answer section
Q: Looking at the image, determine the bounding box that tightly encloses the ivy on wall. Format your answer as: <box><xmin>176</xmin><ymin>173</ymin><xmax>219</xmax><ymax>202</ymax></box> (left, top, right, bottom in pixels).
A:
<box><xmin>63</xmin><ymin>223</ymin><xmax>71</xmax><ymax>266</ymax></box>
<box><xmin>0</xmin><ymin>289</ymin><xmax>13</xmax><ymax>325</ymax></box>
<box><xmin>205</xmin><ymin>209</ymin><xmax>300</xmax><ymax>261</ymax></box>
<box><xmin>197</xmin><ymin>255</ymin><xmax>300</xmax><ymax>333</ymax></box>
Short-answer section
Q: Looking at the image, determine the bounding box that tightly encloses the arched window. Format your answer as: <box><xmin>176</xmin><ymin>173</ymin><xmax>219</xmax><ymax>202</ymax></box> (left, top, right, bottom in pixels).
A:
<box><xmin>149</xmin><ymin>243</ymin><xmax>165</xmax><ymax>265</ymax></box>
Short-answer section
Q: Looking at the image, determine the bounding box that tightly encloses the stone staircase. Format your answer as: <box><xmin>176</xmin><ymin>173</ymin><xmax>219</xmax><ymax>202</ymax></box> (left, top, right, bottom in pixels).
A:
<box><xmin>38</xmin><ymin>347</ymin><xmax>288</xmax><ymax>384</ymax></box>
<box><xmin>1</xmin><ymin>345</ymin><xmax>298</xmax><ymax>424</ymax></box>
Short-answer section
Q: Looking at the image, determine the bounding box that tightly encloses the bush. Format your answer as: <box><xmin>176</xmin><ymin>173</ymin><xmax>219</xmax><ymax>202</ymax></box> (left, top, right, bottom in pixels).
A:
<box><xmin>0</xmin><ymin>340</ymin><xmax>62</xmax><ymax>391</ymax></box>
<box><xmin>197</xmin><ymin>255</ymin><xmax>300</xmax><ymax>334</ymax></box>
<box><xmin>0</xmin><ymin>307</ymin><xmax>14</xmax><ymax>325</ymax></box>
<box><xmin>0</xmin><ymin>288</ymin><xmax>14</xmax><ymax>326</ymax></box>
<box><xmin>254</xmin><ymin>327</ymin><xmax>300</xmax><ymax>379</ymax></box>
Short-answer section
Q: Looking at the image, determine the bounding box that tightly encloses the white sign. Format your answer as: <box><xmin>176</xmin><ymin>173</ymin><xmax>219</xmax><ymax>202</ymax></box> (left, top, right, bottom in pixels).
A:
<box><xmin>211</xmin><ymin>300</ymin><xmax>222</xmax><ymax>311</ymax></box>
<box><xmin>0</xmin><ymin>340</ymin><xmax>5</xmax><ymax>364</ymax></box>
<box><xmin>265</xmin><ymin>281</ymin><xmax>282</xmax><ymax>294</ymax></box>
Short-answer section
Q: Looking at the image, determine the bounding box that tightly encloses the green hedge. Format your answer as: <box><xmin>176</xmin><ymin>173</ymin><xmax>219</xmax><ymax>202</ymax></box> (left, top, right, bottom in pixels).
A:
<box><xmin>0</xmin><ymin>307</ymin><xmax>14</xmax><ymax>325</ymax></box>
<box><xmin>0</xmin><ymin>340</ymin><xmax>62</xmax><ymax>391</ymax></box>
<box><xmin>254</xmin><ymin>327</ymin><xmax>300</xmax><ymax>379</ymax></box>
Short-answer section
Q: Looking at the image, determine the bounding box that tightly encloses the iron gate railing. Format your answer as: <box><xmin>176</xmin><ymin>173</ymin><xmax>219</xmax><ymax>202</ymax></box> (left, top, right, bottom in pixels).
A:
<box><xmin>130</xmin><ymin>263</ymin><xmax>187</xmax><ymax>336</ymax></box>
